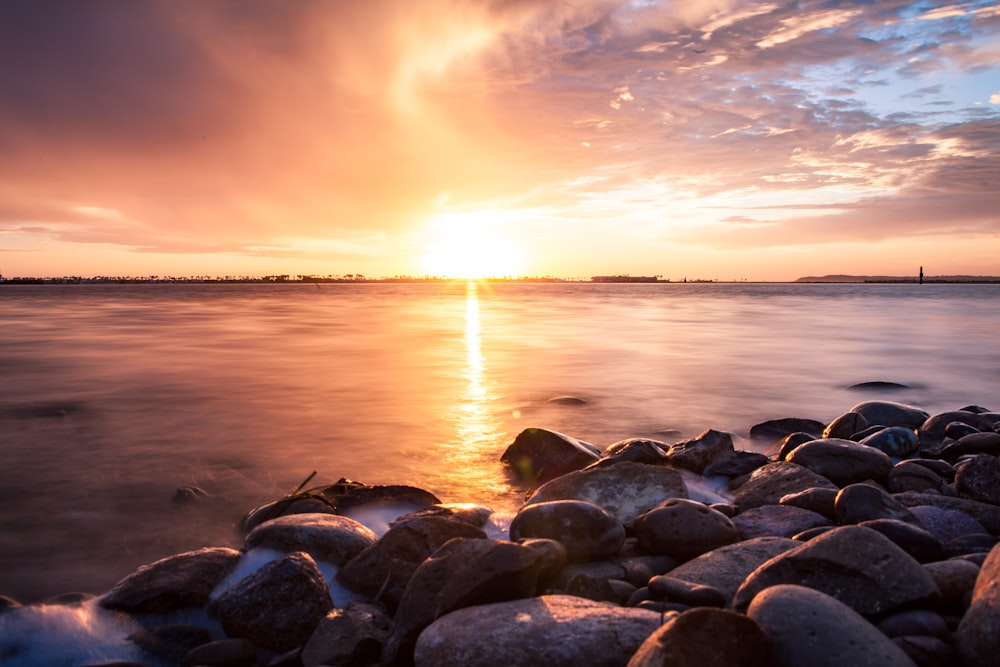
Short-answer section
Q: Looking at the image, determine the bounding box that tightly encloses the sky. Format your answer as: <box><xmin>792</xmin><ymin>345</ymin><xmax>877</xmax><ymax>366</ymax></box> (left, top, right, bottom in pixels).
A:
<box><xmin>1</xmin><ymin>0</ymin><xmax>998</xmax><ymax>281</ymax></box>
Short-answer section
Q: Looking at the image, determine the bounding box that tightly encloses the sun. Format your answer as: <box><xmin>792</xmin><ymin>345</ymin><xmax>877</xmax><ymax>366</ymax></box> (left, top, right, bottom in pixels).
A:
<box><xmin>419</xmin><ymin>211</ymin><xmax>527</xmax><ymax>279</ymax></box>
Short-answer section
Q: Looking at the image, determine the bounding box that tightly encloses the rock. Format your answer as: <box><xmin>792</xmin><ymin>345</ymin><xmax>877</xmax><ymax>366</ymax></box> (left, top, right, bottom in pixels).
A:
<box><xmin>301</xmin><ymin>601</ymin><xmax>392</xmax><ymax>667</ymax></box>
<box><xmin>646</xmin><ymin>576</ymin><xmax>726</xmax><ymax>608</ymax></box>
<box><xmin>626</xmin><ymin>607</ymin><xmax>770</xmax><ymax>667</ymax></box>
<box><xmin>243</xmin><ymin>513</ymin><xmax>378</xmax><ymax>566</ymax></box>
<box><xmin>732</xmin><ymin>526</ymin><xmax>938</xmax><ymax>615</ymax></box>
<box><xmin>834</xmin><ymin>483</ymin><xmax>919</xmax><ymax>525</ymax></box>
<box><xmin>955</xmin><ymin>455</ymin><xmax>1000</xmax><ymax>505</ymax></box>
<box><xmin>509</xmin><ymin>500</ymin><xmax>625</xmax><ymax>562</ymax></box>
<box><xmin>921</xmin><ymin>411</ymin><xmax>997</xmax><ymax>439</ymax></box>
<box><xmin>957</xmin><ymin>543</ymin><xmax>1000</xmax><ymax>666</ymax></box>
<box><xmin>847</xmin><ymin>381</ymin><xmax>911</xmax><ymax>392</ymax></box>
<box><xmin>749</xmin><ymin>417</ymin><xmax>825</xmax><ymax>441</ymax></box>
<box><xmin>730</xmin><ymin>462</ymin><xmax>837</xmax><ymax>511</ymax></box>
<box><xmin>547</xmin><ymin>560</ymin><xmax>630</xmax><ymax>591</ymax></box>
<box><xmin>951</xmin><ymin>432</ymin><xmax>1000</xmax><ymax>458</ymax></box>
<box><xmin>908</xmin><ymin>505</ymin><xmax>990</xmax><ymax>544</ymax></box>
<box><xmin>519</xmin><ymin>538</ymin><xmax>569</xmax><ymax>583</ymax></box>
<box><xmin>590</xmin><ymin>438</ymin><xmax>668</xmax><ymax>467</ymax></box>
<box><xmin>129</xmin><ymin>624</ymin><xmax>211</xmax><ymax>664</ymax></box>
<box><xmin>209</xmin><ymin>551</ymin><xmax>332</xmax><ymax>653</ymax></box>
<box><xmin>524</xmin><ymin>461</ymin><xmax>688</xmax><ymax>527</ymax></box>
<box><xmin>383</xmin><ymin>538</ymin><xmax>542</xmax><ymax>663</ymax></box>
<box><xmin>876</xmin><ymin>609</ymin><xmax>950</xmax><ymax>639</ymax></box>
<box><xmin>388</xmin><ymin>503</ymin><xmax>493</xmax><ymax>530</ymax></box>
<box><xmin>787</xmin><ymin>438</ymin><xmax>893</xmax><ymax>486</ymax></box>
<box><xmin>181</xmin><ymin>638</ymin><xmax>257</xmax><ymax>667</ymax></box>
<box><xmin>702</xmin><ymin>451</ymin><xmax>770</xmax><ymax>478</ymax></box>
<box><xmin>336</xmin><ymin>516</ymin><xmax>486</xmax><ymax>609</ymax></box>
<box><xmin>823</xmin><ymin>411</ymin><xmax>870</xmax><ymax>439</ymax></box>
<box><xmin>895</xmin><ymin>492</ymin><xmax>1000</xmax><ymax>534</ymax></box>
<box><xmin>665</xmin><ymin>536</ymin><xmax>799</xmax><ymax>605</ymax></box>
<box><xmin>731</xmin><ymin>505</ymin><xmax>831</xmax><ymax>540</ymax></box>
<box><xmin>922</xmin><ymin>559</ymin><xmax>981</xmax><ymax>613</ymax></box>
<box><xmin>746</xmin><ymin>584</ymin><xmax>918</xmax><ymax>667</ymax></box>
<box><xmin>412</xmin><ymin>595</ymin><xmax>663</xmax><ymax>667</ymax></box>
<box><xmin>775</xmin><ymin>432</ymin><xmax>816</xmax><ymax>460</ymax></box>
<box><xmin>857</xmin><ymin>519</ymin><xmax>943</xmax><ymax>563</ymax></box>
<box><xmin>861</xmin><ymin>427</ymin><xmax>920</xmax><ymax>458</ymax></box>
<box><xmin>632</xmin><ymin>498</ymin><xmax>739</xmax><ymax>561</ymax></box>
<box><xmin>778</xmin><ymin>487</ymin><xmax>838</xmax><ymax>521</ymax></box>
<box><xmin>172</xmin><ymin>486</ymin><xmax>209</xmax><ymax>505</ymax></box>
<box><xmin>891</xmin><ymin>635</ymin><xmax>959</xmax><ymax>667</ymax></box>
<box><xmin>945</xmin><ymin>533</ymin><xmax>998</xmax><ymax>558</ymax></box>
<box><xmin>663</xmin><ymin>429</ymin><xmax>735</xmax><ymax>474</ymax></box>
<box><xmin>888</xmin><ymin>460</ymin><xmax>946</xmax><ymax>494</ymax></box>
<box><xmin>850</xmin><ymin>400</ymin><xmax>929</xmax><ymax>429</ymax></box>
<box><xmin>564</xmin><ymin>573</ymin><xmax>633</xmax><ymax>604</ymax></box>
<box><xmin>500</xmin><ymin>427</ymin><xmax>601</xmax><ymax>484</ymax></box>
<box><xmin>100</xmin><ymin>547</ymin><xmax>241</xmax><ymax>614</ymax></box>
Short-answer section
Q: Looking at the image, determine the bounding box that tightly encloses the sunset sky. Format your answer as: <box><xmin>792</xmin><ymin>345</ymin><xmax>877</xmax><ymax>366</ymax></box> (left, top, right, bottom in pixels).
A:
<box><xmin>1</xmin><ymin>1</ymin><xmax>998</xmax><ymax>281</ymax></box>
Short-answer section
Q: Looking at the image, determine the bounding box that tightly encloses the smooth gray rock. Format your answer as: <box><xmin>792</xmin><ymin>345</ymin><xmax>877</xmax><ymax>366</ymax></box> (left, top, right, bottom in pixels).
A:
<box><xmin>243</xmin><ymin>513</ymin><xmax>377</xmax><ymax>566</ymax></box>
<box><xmin>957</xmin><ymin>542</ymin><xmax>1000</xmax><ymax>666</ymax></box>
<box><xmin>626</xmin><ymin>607</ymin><xmax>770</xmax><ymax>667</ymax></box>
<box><xmin>786</xmin><ymin>438</ymin><xmax>893</xmax><ymax>486</ymax></box>
<box><xmin>850</xmin><ymin>401</ymin><xmax>929</xmax><ymax>429</ymax></box>
<box><xmin>524</xmin><ymin>461</ymin><xmax>688</xmax><ymax>527</ymax></box>
<box><xmin>413</xmin><ymin>595</ymin><xmax>663</xmax><ymax>667</ymax></box>
<box><xmin>100</xmin><ymin>547</ymin><xmax>241</xmax><ymax>614</ymax></box>
<box><xmin>731</xmin><ymin>504</ymin><xmax>831</xmax><ymax>540</ymax></box>
<box><xmin>633</xmin><ymin>498</ymin><xmax>739</xmax><ymax>561</ymax></box>
<box><xmin>730</xmin><ymin>462</ymin><xmax>837</xmax><ymax>511</ymax></box>
<box><xmin>733</xmin><ymin>526</ymin><xmax>938</xmax><ymax>615</ymax></box>
<box><xmin>209</xmin><ymin>551</ymin><xmax>332</xmax><ymax>653</ymax></box>
<box><xmin>664</xmin><ymin>429</ymin><xmax>735</xmax><ymax>474</ymax></box>
<box><xmin>747</xmin><ymin>584</ymin><xmax>917</xmax><ymax>667</ymax></box>
<box><xmin>509</xmin><ymin>500</ymin><xmax>625</xmax><ymax>562</ymax></box>
<box><xmin>501</xmin><ymin>427</ymin><xmax>601</xmax><ymax>484</ymax></box>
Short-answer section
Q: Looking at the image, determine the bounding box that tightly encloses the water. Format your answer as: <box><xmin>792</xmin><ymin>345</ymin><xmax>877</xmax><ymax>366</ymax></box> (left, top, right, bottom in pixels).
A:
<box><xmin>1</xmin><ymin>281</ymin><xmax>998</xmax><ymax>605</ymax></box>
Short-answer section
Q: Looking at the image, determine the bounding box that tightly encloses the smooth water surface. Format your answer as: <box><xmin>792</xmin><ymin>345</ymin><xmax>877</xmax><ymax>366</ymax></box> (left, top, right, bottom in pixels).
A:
<box><xmin>1</xmin><ymin>281</ymin><xmax>998</xmax><ymax>601</ymax></box>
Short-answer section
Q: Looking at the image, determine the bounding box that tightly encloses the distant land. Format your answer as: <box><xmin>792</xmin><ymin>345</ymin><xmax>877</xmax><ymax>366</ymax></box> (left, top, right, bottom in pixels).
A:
<box><xmin>794</xmin><ymin>274</ymin><xmax>1000</xmax><ymax>283</ymax></box>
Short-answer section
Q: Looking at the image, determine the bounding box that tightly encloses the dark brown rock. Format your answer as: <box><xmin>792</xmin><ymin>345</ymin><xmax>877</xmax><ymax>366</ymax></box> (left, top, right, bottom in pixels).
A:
<box><xmin>301</xmin><ymin>601</ymin><xmax>391</xmax><ymax>667</ymax></box>
<box><xmin>888</xmin><ymin>460</ymin><xmax>946</xmax><ymax>494</ymax></box>
<box><xmin>626</xmin><ymin>607</ymin><xmax>770</xmax><ymax>667</ymax></box>
<box><xmin>181</xmin><ymin>638</ymin><xmax>257</xmax><ymax>667</ymax></box>
<box><xmin>243</xmin><ymin>513</ymin><xmax>377</xmax><ymax>566</ymax></box>
<box><xmin>509</xmin><ymin>500</ymin><xmax>625</xmax><ymax>562</ymax></box>
<box><xmin>732</xmin><ymin>505</ymin><xmax>831</xmax><ymax>540</ymax></box>
<box><xmin>895</xmin><ymin>491</ymin><xmax>1000</xmax><ymax>534</ymax></box>
<box><xmin>823</xmin><ymin>411</ymin><xmax>869</xmax><ymax>439</ymax></box>
<box><xmin>850</xmin><ymin>400</ymin><xmax>929</xmax><ymax>429</ymax></box>
<box><xmin>860</xmin><ymin>427</ymin><xmax>920</xmax><ymax>458</ymax></box>
<box><xmin>857</xmin><ymin>519</ymin><xmax>942</xmax><ymax>563</ymax></box>
<box><xmin>957</xmin><ymin>543</ymin><xmax>1000</xmax><ymax>666</ymax></box>
<box><xmin>778</xmin><ymin>487</ymin><xmax>838</xmax><ymax>521</ymax></box>
<box><xmin>501</xmin><ymin>427</ymin><xmax>601</xmax><ymax>484</ymax></box>
<box><xmin>730</xmin><ymin>462</ymin><xmax>837</xmax><ymax>511</ymax></box>
<box><xmin>646</xmin><ymin>575</ymin><xmax>726</xmax><ymax>608</ymax></box>
<box><xmin>834</xmin><ymin>483</ymin><xmax>919</xmax><ymax>525</ymax></box>
<box><xmin>749</xmin><ymin>418</ymin><xmax>825</xmax><ymax>441</ymax></box>
<box><xmin>633</xmin><ymin>498</ymin><xmax>739</xmax><ymax>562</ymax></box>
<box><xmin>955</xmin><ymin>454</ymin><xmax>1000</xmax><ymax>505</ymax></box>
<box><xmin>922</xmin><ymin>559</ymin><xmax>981</xmax><ymax>613</ymax></box>
<box><xmin>786</xmin><ymin>438</ymin><xmax>893</xmax><ymax>486</ymax></box>
<box><xmin>664</xmin><ymin>429</ymin><xmax>735</xmax><ymax>474</ymax></box>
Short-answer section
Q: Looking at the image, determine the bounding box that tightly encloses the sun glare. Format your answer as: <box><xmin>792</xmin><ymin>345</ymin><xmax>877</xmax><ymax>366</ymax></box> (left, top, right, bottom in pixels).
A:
<box><xmin>419</xmin><ymin>211</ymin><xmax>527</xmax><ymax>279</ymax></box>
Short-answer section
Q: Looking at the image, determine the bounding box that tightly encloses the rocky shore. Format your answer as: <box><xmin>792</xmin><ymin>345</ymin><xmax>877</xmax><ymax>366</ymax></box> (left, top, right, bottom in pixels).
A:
<box><xmin>3</xmin><ymin>399</ymin><xmax>1000</xmax><ymax>666</ymax></box>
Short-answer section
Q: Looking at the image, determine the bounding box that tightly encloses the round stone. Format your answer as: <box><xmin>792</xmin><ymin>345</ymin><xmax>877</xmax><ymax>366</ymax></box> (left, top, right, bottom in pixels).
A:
<box><xmin>633</xmin><ymin>498</ymin><xmax>739</xmax><ymax>562</ymax></box>
<box><xmin>509</xmin><ymin>500</ymin><xmax>625</xmax><ymax>562</ymax></box>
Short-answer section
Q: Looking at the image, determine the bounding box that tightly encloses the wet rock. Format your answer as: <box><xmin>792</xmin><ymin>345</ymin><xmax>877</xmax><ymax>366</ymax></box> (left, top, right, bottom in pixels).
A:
<box><xmin>850</xmin><ymin>400</ymin><xmax>929</xmax><ymax>429</ymax></box>
<box><xmin>749</xmin><ymin>417</ymin><xmax>825</xmax><ymax>442</ymax></box>
<box><xmin>895</xmin><ymin>491</ymin><xmax>1000</xmax><ymax>534</ymax></box>
<box><xmin>548</xmin><ymin>395</ymin><xmax>587</xmax><ymax>405</ymax></box>
<box><xmin>100</xmin><ymin>547</ymin><xmax>241</xmax><ymax>614</ymax></box>
<box><xmin>524</xmin><ymin>461</ymin><xmax>688</xmax><ymax>527</ymax></box>
<box><xmin>834</xmin><ymin>483</ymin><xmax>919</xmax><ymax>525</ymax></box>
<box><xmin>861</xmin><ymin>426</ymin><xmax>920</xmax><ymax>459</ymax></box>
<box><xmin>888</xmin><ymin>461</ymin><xmax>946</xmax><ymax>494</ymax></box>
<box><xmin>787</xmin><ymin>438</ymin><xmax>893</xmax><ymax>486</ymax></box>
<box><xmin>957</xmin><ymin>543</ymin><xmax>1000</xmax><ymax>666</ymax></box>
<box><xmin>646</xmin><ymin>575</ymin><xmax>726</xmax><ymax>608</ymax></box>
<box><xmin>665</xmin><ymin>536</ymin><xmax>799</xmax><ymax>605</ymax></box>
<box><xmin>243</xmin><ymin>513</ymin><xmax>378</xmax><ymax>566</ymax></box>
<box><xmin>301</xmin><ymin>601</ymin><xmax>391</xmax><ymax>667</ymax></box>
<box><xmin>730</xmin><ymin>461</ymin><xmax>837</xmax><ymax>511</ymax></box>
<box><xmin>181</xmin><ymin>638</ymin><xmax>257</xmax><ymax>667</ymax></box>
<box><xmin>626</xmin><ymin>607</ymin><xmax>770</xmax><ymax>667</ymax></box>
<box><xmin>733</xmin><ymin>526</ymin><xmax>938</xmax><ymax>615</ymax></box>
<box><xmin>383</xmin><ymin>538</ymin><xmax>542</xmax><ymax>663</ymax></box>
<box><xmin>747</xmin><ymin>584</ymin><xmax>918</xmax><ymax>667</ymax></box>
<box><xmin>589</xmin><ymin>438</ymin><xmax>668</xmax><ymax>467</ymax></box>
<box><xmin>509</xmin><ymin>500</ymin><xmax>625</xmax><ymax>562</ymax></box>
<box><xmin>857</xmin><ymin>519</ymin><xmax>943</xmax><ymax>563</ymax></box>
<box><xmin>663</xmin><ymin>429</ymin><xmax>735</xmax><ymax>474</ymax></box>
<box><xmin>823</xmin><ymin>411</ymin><xmax>870</xmax><ymax>439</ymax></box>
<box><xmin>732</xmin><ymin>504</ymin><xmax>831</xmax><ymax>540</ymax></box>
<box><xmin>954</xmin><ymin>454</ymin><xmax>1000</xmax><ymax>505</ymax></box>
<box><xmin>500</xmin><ymin>427</ymin><xmax>601</xmax><ymax>485</ymax></box>
<box><xmin>336</xmin><ymin>516</ymin><xmax>486</xmax><ymax>609</ymax></box>
<box><xmin>413</xmin><ymin>595</ymin><xmax>662</xmax><ymax>667</ymax></box>
<box><xmin>209</xmin><ymin>551</ymin><xmax>332</xmax><ymax>653</ymax></box>
<box><xmin>632</xmin><ymin>498</ymin><xmax>739</xmax><ymax>562</ymax></box>
<box><xmin>778</xmin><ymin>487</ymin><xmax>838</xmax><ymax>521</ymax></box>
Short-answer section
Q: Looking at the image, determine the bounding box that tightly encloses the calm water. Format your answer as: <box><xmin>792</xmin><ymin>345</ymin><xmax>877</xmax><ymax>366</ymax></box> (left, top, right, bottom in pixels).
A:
<box><xmin>1</xmin><ymin>281</ymin><xmax>998</xmax><ymax>602</ymax></box>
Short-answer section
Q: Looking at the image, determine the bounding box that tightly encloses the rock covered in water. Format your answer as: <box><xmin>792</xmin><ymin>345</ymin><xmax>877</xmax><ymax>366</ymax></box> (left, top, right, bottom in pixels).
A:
<box><xmin>208</xmin><ymin>551</ymin><xmax>332</xmax><ymax>653</ymax></box>
<box><xmin>412</xmin><ymin>595</ymin><xmax>663</xmax><ymax>667</ymax></box>
<box><xmin>524</xmin><ymin>461</ymin><xmax>688</xmax><ymax>527</ymax></box>
<box><xmin>509</xmin><ymin>500</ymin><xmax>625</xmax><ymax>562</ymax></box>
<box><xmin>100</xmin><ymin>547</ymin><xmax>241</xmax><ymax>614</ymax></box>
<box><xmin>243</xmin><ymin>513</ymin><xmax>378</xmax><ymax>566</ymax></box>
<box><xmin>501</xmin><ymin>427</ymin><xmax>601</xmax><ymax>484</ymax></box>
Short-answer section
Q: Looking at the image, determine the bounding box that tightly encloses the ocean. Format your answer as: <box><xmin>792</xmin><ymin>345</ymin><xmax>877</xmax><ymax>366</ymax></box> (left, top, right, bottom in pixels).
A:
<box><xmin>1</xmin><ymin>280</ymin><xmax>998</xmax><ymax>603</ymax></box>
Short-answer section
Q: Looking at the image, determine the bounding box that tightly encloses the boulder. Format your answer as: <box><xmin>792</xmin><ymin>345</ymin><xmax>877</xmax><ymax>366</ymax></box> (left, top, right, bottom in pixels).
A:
<box><xmin>920</xmin><ymin>411</ymin><xmax>996</xmax><ymax>439</ymax></box>
<box><xmin>850</xmin><ymin>400</ymin><xmax>929</xmax><ymax>429</ymax></box>
<box><xmin>955</xmin><ymin>455</ymin><xmax>1000</xmax><ymax>505</ymax></box>
<box><xmin>301</xmin><ymin>601</ymin><xmax>392</xmax><ymax>667</ymax></box>
<box><xmin>922</xmin><ymin>559</ymin><xmax>981</xmax><ymax>614</ymax></box>
<box><xmin>524</xmin><ymin>461</ymin><xmax>688</xmax><ymax>527</ymax></box>
<box><xmin>590</xmin><ymin>438</ymin><xmax>668</xmax><ymax>467</ymax></box>
<box><xmin>731</xmin><ymin>505</ymin><xmax>831</xmax><ymax>540</ymax></box>
<box><xmin>732</xmin><ymin>526</ymin><xmax>938</xmax><ymax>615</ymax></box>
<box><xmin>834</xmin><ymin>483</ymin><xmax>919</xmax><ymax>525</ymax></box>
<box><xmin>509</xmin><ymin>500</ymin><xmax>625</xmax><ymax>562</ymax></box>
<box><xmin>209</xmin><ymin>551</ymin><xmax>332</xmax><ymax>653</ymax></box>
<box><xmin>702</xmin><ymin>451</ymin><xmax>770</xmax><ymax>478</ymax></box>
<box><xmin>786</xmin><ymin>438</ymin><xmax>893</xmax><ymax>486</ymax></box>
<box><xmin>632</xmin><ymin>498</ymin><xmax>739</xmax><ymax>562</ymax></box>
<box><xmin>413</xmin><ymin>595</ymin><xmax>663</xmax><ymax>667</ymax></box>
<box><xmin>663</xmin><ymin>429</ymin><xmax>735</xmax><ymax>474</ymax></box>
<box><xmin>336</xmin><ymin>516</ymin><xmax>486</xmax><ymax>609</ymax></box>
<box><xmin>730</xmin><ymin>462</ymin><xmax>837</xmax><ymax>511</ymax></box>
<box><xmin>626</xmin><ymin>607</ymin><xmax>770</xmax><ymax>666</ymax></box>
<box><xmin>243</xmin><ymin>513</ymin><xmax>378</xmax><ymax>566</ymax></box>
<box><xmin>746</xmin><ymin>584</ymin><xmax>918</xmax><ymax>667</ymax></box>
<box><xmin>823</xmin><ymin>411</ymin><xmax>869</xmax><ymax>439</ymax></box>
<box><xmin>958</xmin><ymin>543</ymin><xmax>1000</xmax><ymax>666</ymax></box>
<box><xmin>100</xmin><ymin>547</ymin><xmax>241</xmax><ymax>614</ymax></box>
<box><xmin>501</xmin><ymin>428</ymin><xmax>601</xmax><ymax>484</ymax></box>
